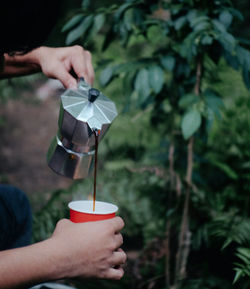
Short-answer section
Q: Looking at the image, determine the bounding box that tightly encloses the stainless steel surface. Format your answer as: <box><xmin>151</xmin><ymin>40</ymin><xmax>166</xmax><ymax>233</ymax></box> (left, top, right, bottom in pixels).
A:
<box><xmin>47</xmin><ymin>79</ymin><xmax>117</xmax><ymax>179</ymax></box>
<box><xmin>47</xmin><ymin>136</ymin><xmax>94</xmax><ymax>179</ymax></box>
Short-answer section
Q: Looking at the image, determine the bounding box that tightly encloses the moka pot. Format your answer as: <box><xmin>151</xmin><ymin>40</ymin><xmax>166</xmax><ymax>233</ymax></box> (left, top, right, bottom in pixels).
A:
<box><xmin>47</xmin><ymin>78</ymin><xmax>118</xmax><ymax>179</ymax></box>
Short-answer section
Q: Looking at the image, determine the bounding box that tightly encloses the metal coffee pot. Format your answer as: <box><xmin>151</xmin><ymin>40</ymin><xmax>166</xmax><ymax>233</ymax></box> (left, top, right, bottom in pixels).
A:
<box><xmin>47</xmin><ymin>78</ymin><xmax>118</xmax><ymax>179</ymax></box>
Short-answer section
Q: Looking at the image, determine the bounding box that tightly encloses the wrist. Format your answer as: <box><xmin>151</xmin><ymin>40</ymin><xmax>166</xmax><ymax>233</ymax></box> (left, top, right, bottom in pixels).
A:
<box><xmin>26</xmin><ymin>239</ymin><xmax>62</xmax><ymax>282</ymax></box>
<box><xmin>25</xmin><ymin>46</ymin><xmax>46</xmax><ymax>66</ymax></box>
<box><xmin>39</xmin><ymin>237</ymin><xmax>68</xmax><ymax>281</ymax></box>
<box><xmin>1</xmin><ymin>49</ymin><xmax>41</xmax><ymax>78</ymax></box>
<box><xmin>45</xmin><ymin>236</ymin><xmax>74</xmax><ymax>280</ymax></box>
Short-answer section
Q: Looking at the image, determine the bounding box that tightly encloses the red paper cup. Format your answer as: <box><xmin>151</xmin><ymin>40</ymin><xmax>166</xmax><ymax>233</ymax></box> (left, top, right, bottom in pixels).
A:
<box><xmin>69</xmin><ymin>200</ymin><xmax>118</xmax><ymax>223</ymax></box>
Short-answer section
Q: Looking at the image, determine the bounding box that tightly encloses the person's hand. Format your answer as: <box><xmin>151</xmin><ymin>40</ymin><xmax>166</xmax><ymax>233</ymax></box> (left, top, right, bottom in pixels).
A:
<box><xmin>34</xmin><ymin>46</ymin><xmax>94</xmax><ymax>88</ymax></box>
<box><xmin>50</xmin><ymin>217</ymin><xmax>126</xmax><ymax>280</ymax></box>
<box><xmin>1</xmin><ymin>45</ymin><xmax>94</xmax><ymax>86</ymax></box>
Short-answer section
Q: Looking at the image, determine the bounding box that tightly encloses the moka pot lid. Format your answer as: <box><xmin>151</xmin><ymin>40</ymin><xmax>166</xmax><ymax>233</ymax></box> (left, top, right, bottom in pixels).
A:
<box><xmin>61</xmin><ymin>79</ymin><xmax>117</xmax><ymax>131</ymax></box>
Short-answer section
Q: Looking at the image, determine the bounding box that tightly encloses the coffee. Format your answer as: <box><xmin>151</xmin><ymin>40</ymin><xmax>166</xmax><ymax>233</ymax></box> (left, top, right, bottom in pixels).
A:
<box><xmin>93</xmin><ymin>130</ymin><xmax>99</xmax><ymax>211</ymax></box>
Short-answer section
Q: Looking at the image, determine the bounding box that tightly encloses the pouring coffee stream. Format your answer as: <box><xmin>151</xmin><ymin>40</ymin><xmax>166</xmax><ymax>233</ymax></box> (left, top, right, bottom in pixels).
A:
<box><xmin>93</xmin><ymin>129</ymin><xmax>99</xmax><ymax>212</ymax></box>
<box><xmin>47</xmin><ymin>78</ymin><xmax>118</xmax><ymax>210</ymax></box>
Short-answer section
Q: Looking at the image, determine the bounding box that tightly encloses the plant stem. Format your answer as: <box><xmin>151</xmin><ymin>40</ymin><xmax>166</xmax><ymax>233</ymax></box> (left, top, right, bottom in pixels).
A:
<box><xmin>165</xmin><ymin>142</ymin><xmax>175</xmax><ymax>288</ymax></box>
<box><xmin>174</xmin><ymin>56</ymin><xmax>202</xmax><ymax>288</ymax></box>
<box><xmin>194</xmin><ymin>57</ymin><xmax>202</xmax><ymax>96</ymax></box>
<box><xmin>174</xmin><ymin>137</ymin><xmax>193</xmax><ymax>286</ymax></box>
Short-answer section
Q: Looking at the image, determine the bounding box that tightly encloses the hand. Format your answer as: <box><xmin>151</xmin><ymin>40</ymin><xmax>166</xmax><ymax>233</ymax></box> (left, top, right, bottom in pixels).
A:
<box><xmin>50</xmin><ymin>217</ymin><xmax>126</xmax><ymax>280</ymax></box>
<box><xmin>1</xmin><ymin>45</ymin><xmax>94</xmax><ymax>87</ymax></box>
<box><xmin>35</xmin><ymin>46</ymin><xmax>94</xmax><ymax>88</ymax></box>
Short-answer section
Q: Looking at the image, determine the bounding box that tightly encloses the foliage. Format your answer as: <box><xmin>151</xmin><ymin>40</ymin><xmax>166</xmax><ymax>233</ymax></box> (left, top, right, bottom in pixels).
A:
<box><xmin>63</xmin><ymin>0</ymin><xmax>250</xmax><ymax>142</ymax></box>
<box><xmin>233</xmin><ymin>247</ymin><xmax>250</xmax><ymax>283</ymax></box>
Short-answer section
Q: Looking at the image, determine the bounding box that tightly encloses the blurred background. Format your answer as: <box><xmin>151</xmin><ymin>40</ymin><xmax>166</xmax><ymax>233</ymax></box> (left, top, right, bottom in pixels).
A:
<box><xmin>0</xmin><ymin>0</ymin><xmax>250</xmax><ymax>288</ymax></box>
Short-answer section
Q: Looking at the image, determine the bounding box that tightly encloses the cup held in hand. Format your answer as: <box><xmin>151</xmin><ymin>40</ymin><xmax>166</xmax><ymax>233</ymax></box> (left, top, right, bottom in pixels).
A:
<box><xmin>69</xmin><ymin>200</ymin><xmax>118</xmax><ymax>223</ymax></box>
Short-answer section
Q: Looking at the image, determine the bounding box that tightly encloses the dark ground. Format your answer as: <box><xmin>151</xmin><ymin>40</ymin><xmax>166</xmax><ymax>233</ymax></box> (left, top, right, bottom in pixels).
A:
<box><xmin>0</xmin><ymin>79</ymin><xmax>72</xmax><ymax>209</ymax></box>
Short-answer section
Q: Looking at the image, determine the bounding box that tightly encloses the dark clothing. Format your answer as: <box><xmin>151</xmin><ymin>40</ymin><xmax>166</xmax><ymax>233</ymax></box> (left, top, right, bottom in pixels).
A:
<box><xmin>0</xmin><ymin>184</ymin><xmax>32</xmax><ymax>250</ymax></box>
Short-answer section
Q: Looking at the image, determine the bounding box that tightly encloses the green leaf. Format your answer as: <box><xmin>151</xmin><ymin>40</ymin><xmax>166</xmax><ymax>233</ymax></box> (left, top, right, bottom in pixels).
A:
<box><xmin>180</xmin><ymin>31</ymin><xmax>199</xmax><ymax>59</ymax></box>
<box><xmin>160</xmin><ymin>56</ymin><xmax>175</xmax><ymax>71</ymax></box>
<box><xmin>81</xmin><ymin>0</ymin><xmax>90</xmax><ymax>9</ymax></box>
<box><xmin>133</xmin><ymin>8</ymin><xmax>144</xmax><ymax>26</ymax></box>
<box><xmin>114</xmin><ymin>62</ymin><xmax>138</xmax><ymax>74</ymax></box>
<box><xmin>99</xmin><ymin>66</ymin><xmax>114</xmax><ymax>86</ymax></box>
<box><xmin>223</xmin><ymin>50</ymin><xmax>239</xmax><ymax>70</ymax></box>
<box><xmin>229</xmin><ymin>8</ymin><xmax>244</xmax><ymax>21</ymax></box>
<box><xmin>212</xmin><ymin>19</ymin><xmax>226</xmax><ymax>33</ymax></box>
<box><xmin>174</xmin><ymin>16</ymin><xmax>186</xmax><ymax>30</ymax></box>
<box><xmin>237</xmin><ymin>46</ymin><xmax>248</xmax><ymax>66</ymax></box>
<box><xmin>219</xmin><ymin>11</ymin><xmax>233</xmax><ymax>28</ymax></box>
<box><xmin>219</xmin><ymin>32</ymin><xmax>236</xmax><ymax>52</ymax></box>
<box><xmin>162</xmin><ymin>99</ymin><xmax>172</xmax><ymax>113</ymax></box>
<box><xmin>210</xmin><ymin>160</ymin><xmax>238</xmax><ymax>180</ymax></box>
<box><xmin>243</xmin><ymin>64</ymin><xmax>250</xmax><ymax>90</ymax></box>
<box><xmin>118</xmin><ymin>22</ymin><xmax>129</xmax><ymax>46</ymax></box>
<box><xmin>134</xmin><ymin>69</ymin><xmax>151</xmax><ymax>103</ymax></box>
<box><xmin>233</xmin><ymin>269</ymin><xmax>244</xmax><ymax>284</ymax></box>
<box><xmin>178</xmin><ymin>93</ymin><xmax>199</xmax><ymax>109</ymax></box>
<box><xmin>88</xmin><ymin>14</ymin><xmax>106</xmax><ymax>38</ymax></box>
<box><xmin>236</xmin><ymin>251</ymin><xmax>250</xmax><ymax>264</ymax></box>
<box><xmin>233</xmin><ymin>247</ymin><xmax>250</xmax><ymax>283</ymax></box>
<box><xmin>201</xmin><ymin>35</ymin><xmax>213</xmax><ymax>45</ymax></box>
<box><xmin>147</xmin><ymin>25</ymin><xmax>164</xmax><ymax>44</ymax></box>
<box><xmin>122</xmin><ymin>71</ymin><xmax>137</xmax><ymax>113</ymax></box>
<box><xmin>193</xmin><ymin>21</ymin><xmax>210</xmax><ymax>32</ymax></box>
<box><xmin>186</xmin><ymin>9</ymin><xmax>198</xmax><ymax>22</ymax></box>
<box><xmin>236</xmin><ymin>248</ymin><xmax>250</xmax><ymax>259</ymax></box>
<box><xmin>61</xmin><ymin>14</ymin><xmax>84</xmax><ymax>33</ymax></box>
<box><xmin>115</xmin><ymin>2</ymin><xmax>133</xmax><ymax>20</ymax></box>
<box><xmin>171</xmin><ymin>4</ymin><xmax>182</xmax><ymax>15</ymax></box>
<box><xmin>206</xmin><ymin>107</ymin><xmax>215</xmax><ymax>132</ymax></box>
<box><xmin>148</xmin><ymin>66</ymin><xmax>164</xmax><ymax>94</ymax></box>
<box><xmin>93</xmin><ymin>14</ymin><xmax>105</xmax><ymax>33</ymax></box>
<box><xmin>221</xmin><ymin>238</ymin><xmax>233</xmax><ymax>250</ymax></box>
<box><xmin>181</xmin><ymin>109</ymin><xmax>201</xmax><ymax>140</ymax></box>
<box><xmin>204</xmin><ymin>90</ymin><xmax>224</xmax><ymax>117</ymax></box>
<box><xmin>66</xmin><ymin>15</ymin><xmax>93</xmax><ymax>45</ymax></box>
<box><xmin>124</xmin><ymin>8</ymin><xmax>134</xmax><ymax>31</ymax></box>
<box><xmin>189</xmin><ymin>15</ymin><xmax>210</xmax><ymax>28</ymax></box>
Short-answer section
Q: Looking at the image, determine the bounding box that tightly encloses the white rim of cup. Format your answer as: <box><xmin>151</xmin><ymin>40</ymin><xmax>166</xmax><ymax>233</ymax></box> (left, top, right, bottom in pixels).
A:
<box><xmin>68</xmin><ymin>200</ymin><xmax>118</xmax><ymax>215</ymax></box>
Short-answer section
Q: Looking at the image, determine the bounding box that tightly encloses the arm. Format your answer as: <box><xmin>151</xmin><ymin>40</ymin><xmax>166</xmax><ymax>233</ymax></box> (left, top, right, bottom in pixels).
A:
<box><xmin>0</xmin><ymin>45</ymin><xmax>94</xmax><ymax>88</ymax></box>
<box><xmin>0</xmin><ymin>217</ymin><xmax>126</xmax><ymax>289</ymax></box>
<box><xmin>0</xmin><ymin>239</ymin><xmax>59</xmax><ymax>289</ymax></box>
<box><xmin>1</xmin><ymin>52</ymin><xmax>41</xmax><ymax>78</ymax></box>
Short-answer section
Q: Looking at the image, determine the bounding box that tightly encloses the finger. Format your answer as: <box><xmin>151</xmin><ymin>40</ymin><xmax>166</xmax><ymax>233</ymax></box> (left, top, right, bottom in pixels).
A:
<box><xmin>114</xmin><ymin>233</ymin><xmax>123</xmax><ymax>248</ymax></box>
<box><xmin>81</xmin><ymin>50</ymin><xmax>94</xmax><ymax>85</ymax></box>
<box><xmin>105</xmin><ymin>267</ymin><xmax>124</xmax><ymax>280</ymax></box>
<box><xmin>109</xmin><ymin>217</ymin><xmax>125</xmax><ymax>233</ymax></box>
<box><xmin>84</xmin><ymin>51</ymin><xmax>95</xmax><ymax>85</ymax></box>
<box><xmin>110</xmin><ymin>250</ymin><xmax>127</xmax><ymax>266</ymax></box>
<box><xmin>53</xmin><ymin>64</ymin><xmax>77</xmax><ymax>89</ymax></box>
<box><xmin>71</xmin><ymin>49</ymin><xmax>94</xmax><ymax>85</ymax></box>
